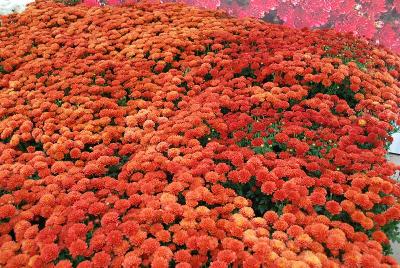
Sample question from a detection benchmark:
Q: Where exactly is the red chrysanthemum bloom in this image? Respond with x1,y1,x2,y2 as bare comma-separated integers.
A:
273,220,289,231
251,137,264,147
0,204,16,219
122,253,141,268
175,263,192,268
305,223,329,242
40,243,59,263
76,261,93,268
151,257,168,268
341,200,356,213
325,200,342,215
372,230,388,244
287,225,304,238
263,211,279,224
261,181,277,195
360,254,380,268
174,250,191,263
326,229,346,251
141,238,160,255
205,171,223,184
273,189,287,201
101,212,119,228
243,255,261,268
221,238,244,253
106,230,123,246
55,260,73,268
274,133,289,143
92,252,111,268
351,210,365,224
69,239,87,258
208,260,228,268
310,191,326,206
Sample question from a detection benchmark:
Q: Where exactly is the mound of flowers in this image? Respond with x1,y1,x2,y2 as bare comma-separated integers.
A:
1,1,400,267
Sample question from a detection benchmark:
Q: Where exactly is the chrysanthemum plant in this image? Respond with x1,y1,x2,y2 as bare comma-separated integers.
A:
0,1,400,267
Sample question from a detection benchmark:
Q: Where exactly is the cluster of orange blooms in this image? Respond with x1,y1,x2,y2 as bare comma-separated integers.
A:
0,0,400,267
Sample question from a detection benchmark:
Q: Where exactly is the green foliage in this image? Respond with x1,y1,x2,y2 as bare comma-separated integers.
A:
316,195,399,255
220,107,231,115
306,78,358,108
172,97,182,108
106,155,130,179
199,120,221,147
0,189,11,196
100,92,112,98
382,221,400,255
0,65,7,74
177,192,186,205
222,178,286,217
31,216,46,230
55,249,86,266
29,172,40,181
356,142,375,150
194,44,214,56
17,140,43,153
307,143,337,158
55,99,63,107
236,121,292,155
183,67,191,76
0,135,12,144
117,96,128,106
204,73,213,81
235,66,257,79
163,62,173,73
0,217,10,224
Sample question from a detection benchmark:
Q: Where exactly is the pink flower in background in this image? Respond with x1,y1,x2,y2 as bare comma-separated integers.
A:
276,0,332,28
248,0,278,17
83,0,100,5
334,11,376,39
394,0,400,12
331,0,356,15
221,0,278,19
195,0,221,10
376,23,400,51
358,0,387,19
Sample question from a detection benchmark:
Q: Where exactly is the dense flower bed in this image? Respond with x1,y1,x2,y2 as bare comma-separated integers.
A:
1,1,400,267
80,0,400,55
